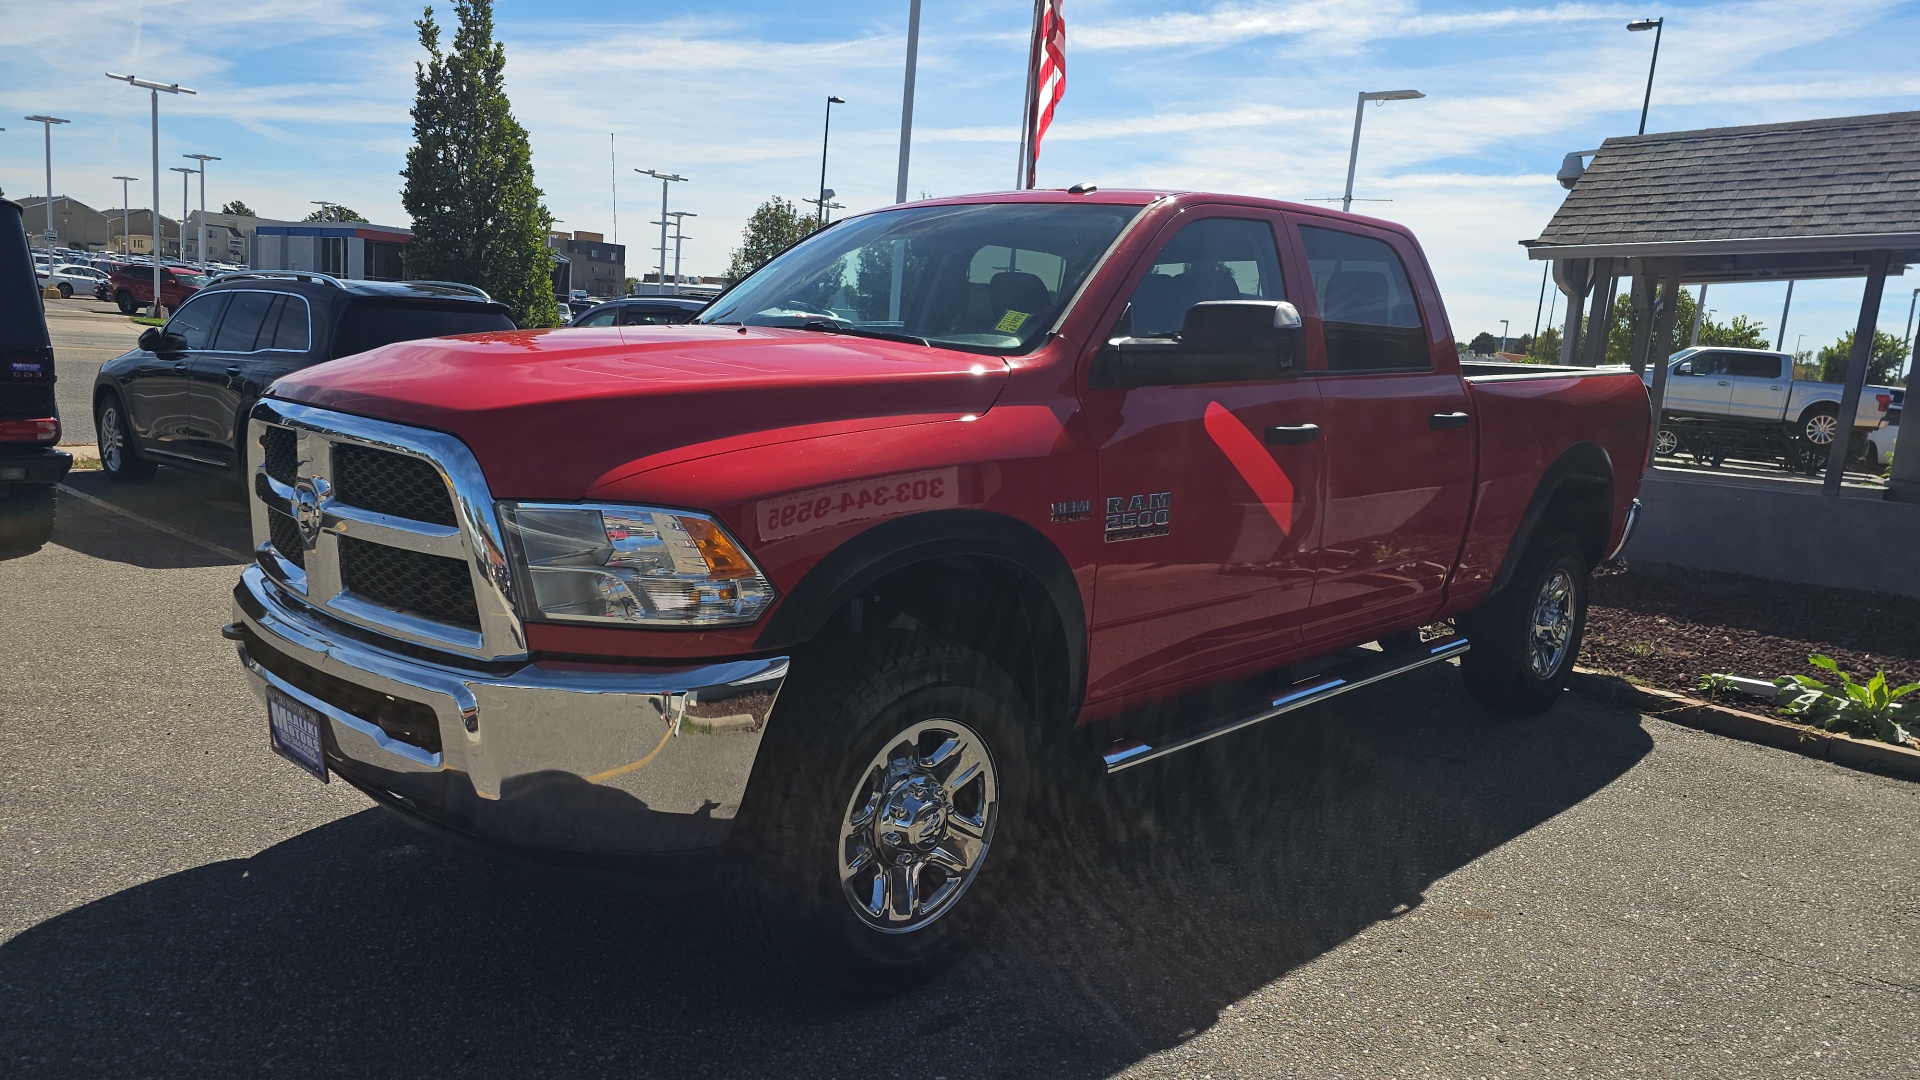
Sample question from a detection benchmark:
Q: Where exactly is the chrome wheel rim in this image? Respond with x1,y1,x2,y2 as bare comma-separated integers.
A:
98,406,123,473
1805,413,1839,445
838,718,998,935
1653,429,1678,456
1529,569,1576,680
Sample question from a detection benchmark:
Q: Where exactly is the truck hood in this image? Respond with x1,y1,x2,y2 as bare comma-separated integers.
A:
267,325,1011,498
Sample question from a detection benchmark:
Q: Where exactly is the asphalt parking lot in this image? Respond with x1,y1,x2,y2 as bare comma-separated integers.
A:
37,294,145,449
3,322,1917,1077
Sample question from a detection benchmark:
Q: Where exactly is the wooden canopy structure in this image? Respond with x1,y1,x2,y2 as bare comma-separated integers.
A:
1524,111,1920,498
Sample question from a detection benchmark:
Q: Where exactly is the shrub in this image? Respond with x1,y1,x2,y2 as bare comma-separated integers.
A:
1772,654,1916,747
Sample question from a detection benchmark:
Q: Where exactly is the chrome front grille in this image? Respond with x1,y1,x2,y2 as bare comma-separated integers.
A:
245,399,527,662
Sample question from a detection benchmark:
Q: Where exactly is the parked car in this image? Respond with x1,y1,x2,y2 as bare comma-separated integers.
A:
226,188,1650,994
93,271,517,483
1866,420,1899,470
107,261,209,315
1645,346,1893,453
1,201,73,557
567,296,707,327
38,262,110,299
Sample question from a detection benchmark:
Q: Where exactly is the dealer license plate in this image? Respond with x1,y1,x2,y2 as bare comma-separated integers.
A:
267,688,329,783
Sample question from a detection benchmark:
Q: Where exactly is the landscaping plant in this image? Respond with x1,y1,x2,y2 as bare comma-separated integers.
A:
1772,654,1916,747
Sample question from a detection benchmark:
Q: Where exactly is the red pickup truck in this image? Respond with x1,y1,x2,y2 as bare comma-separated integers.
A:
228,189,1648,993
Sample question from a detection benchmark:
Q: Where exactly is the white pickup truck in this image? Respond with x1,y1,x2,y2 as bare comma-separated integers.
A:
1646,346,1895,453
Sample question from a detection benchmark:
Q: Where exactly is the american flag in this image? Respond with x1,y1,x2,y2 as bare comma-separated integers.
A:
1023,0,1066,188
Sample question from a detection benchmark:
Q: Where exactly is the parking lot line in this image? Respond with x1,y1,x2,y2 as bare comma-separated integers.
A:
56,483,250,564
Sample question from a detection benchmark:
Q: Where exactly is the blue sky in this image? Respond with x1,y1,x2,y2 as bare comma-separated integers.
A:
5,0,1920,359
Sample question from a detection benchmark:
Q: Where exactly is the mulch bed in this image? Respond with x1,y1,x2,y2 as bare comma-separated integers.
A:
1580,563,1920,696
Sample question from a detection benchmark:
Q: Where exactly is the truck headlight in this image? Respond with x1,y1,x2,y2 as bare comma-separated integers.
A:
500,503,775,627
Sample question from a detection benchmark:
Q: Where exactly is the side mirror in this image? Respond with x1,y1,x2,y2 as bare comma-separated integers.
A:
138,327,161,352
1094,300,1304,389
141,327,189,355
1674,361,1693,375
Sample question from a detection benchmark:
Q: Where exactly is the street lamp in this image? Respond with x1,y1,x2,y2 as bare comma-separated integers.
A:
1342,90,1422,213
170,167,195,261
1903,287,1920,380
112,175,137,256
106,73,197,316
1500,318,1510,357
635,168,686,294
23,115,70,254
1627,18,1664,136
309,200,332,222
818,95,845,223
665,211,696,293
184,153,219,269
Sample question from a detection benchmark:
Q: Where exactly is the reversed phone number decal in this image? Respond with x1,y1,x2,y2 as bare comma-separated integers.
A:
759,467,961,542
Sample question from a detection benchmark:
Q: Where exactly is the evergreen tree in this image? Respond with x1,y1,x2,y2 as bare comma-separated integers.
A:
724,196,824,283
401,1,558,327
220,199,256,217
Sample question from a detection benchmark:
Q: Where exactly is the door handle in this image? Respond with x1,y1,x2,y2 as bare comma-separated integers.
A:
1716,380,1731,386
173,361,189,372
1429,411,1470,430
226,365,242,376
1769,385,1783,390
1265,423,1320,445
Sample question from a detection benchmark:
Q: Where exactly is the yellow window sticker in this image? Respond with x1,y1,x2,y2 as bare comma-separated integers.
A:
995,310,1030,334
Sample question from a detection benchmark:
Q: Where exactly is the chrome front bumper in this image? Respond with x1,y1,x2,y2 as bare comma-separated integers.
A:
232,566,788,856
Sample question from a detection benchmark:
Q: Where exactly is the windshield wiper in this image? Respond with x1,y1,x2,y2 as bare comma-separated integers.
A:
796,319,931,347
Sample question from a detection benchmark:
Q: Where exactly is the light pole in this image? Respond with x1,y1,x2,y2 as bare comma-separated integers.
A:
1627,18,1664,135
112,175,137,256
896,2,921,204
1500,319,1510,357
636,168,686,295
666,211,696,293
23,115,70,254
1903,287,1920,380
106,73,196,316
184,153,219,269
309,201,332,222
818,95,845,223
170,167,195,261
1342,90,1423,213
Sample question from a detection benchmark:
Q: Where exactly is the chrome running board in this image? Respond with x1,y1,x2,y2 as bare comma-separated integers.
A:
1101,636,1470,773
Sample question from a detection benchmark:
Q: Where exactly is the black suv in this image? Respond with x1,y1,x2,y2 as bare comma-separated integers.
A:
567,296,707,327
1,198,72,557
93,272,516,483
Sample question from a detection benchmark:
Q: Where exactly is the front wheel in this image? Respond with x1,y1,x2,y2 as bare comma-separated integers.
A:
1653,428,1679,456
724,635,1034,998
96,395,157,483
115,289,138,315
1457,532,1588,714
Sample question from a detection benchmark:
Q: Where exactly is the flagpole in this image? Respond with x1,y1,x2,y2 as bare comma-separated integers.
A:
1017,0,1043,189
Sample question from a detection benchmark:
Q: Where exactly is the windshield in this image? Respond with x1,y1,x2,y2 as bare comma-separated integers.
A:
697,202,1142,354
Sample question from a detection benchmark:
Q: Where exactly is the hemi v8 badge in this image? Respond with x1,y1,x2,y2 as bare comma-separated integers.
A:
1049,499,1091,522
1105,492,1170,542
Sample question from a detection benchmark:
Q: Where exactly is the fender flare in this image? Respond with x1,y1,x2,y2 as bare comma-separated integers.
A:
1487,442,1615,596
754,508,1088,717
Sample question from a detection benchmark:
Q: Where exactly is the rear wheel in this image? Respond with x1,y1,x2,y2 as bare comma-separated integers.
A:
57,282,72,299
1457,532,1588,715
1653,428,1679,456
96,395,156,483
724,635,1034,998
1800,404,1841,447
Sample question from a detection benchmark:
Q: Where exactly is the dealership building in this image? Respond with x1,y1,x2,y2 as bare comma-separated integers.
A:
253,221,413,281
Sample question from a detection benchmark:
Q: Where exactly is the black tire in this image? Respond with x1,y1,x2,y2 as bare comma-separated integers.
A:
723,634,1035,998
57,282,72,299
1457,532,1588,715
96,394,157,483
1653,428,1679,457
115,289,138,315
1799,404,1841,447
0,486,57,560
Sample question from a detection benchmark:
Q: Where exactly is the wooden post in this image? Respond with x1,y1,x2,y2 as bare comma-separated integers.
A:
1823,250,1891,495
1626,259,1654,374
1645,273,1681,463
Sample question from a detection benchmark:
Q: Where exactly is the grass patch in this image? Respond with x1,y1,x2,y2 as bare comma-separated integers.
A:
128,315,164,326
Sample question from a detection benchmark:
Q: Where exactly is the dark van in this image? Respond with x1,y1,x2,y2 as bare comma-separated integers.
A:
0,198,71,558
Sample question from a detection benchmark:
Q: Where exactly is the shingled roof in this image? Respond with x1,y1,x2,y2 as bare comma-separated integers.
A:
1526,111,1920,261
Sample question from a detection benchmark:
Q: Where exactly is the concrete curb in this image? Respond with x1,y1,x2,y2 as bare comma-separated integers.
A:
1568,670,1920,781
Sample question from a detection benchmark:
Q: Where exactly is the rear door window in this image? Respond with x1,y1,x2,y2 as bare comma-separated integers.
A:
1299,226,1429,372
212,291,277,352
1725,353,1781,378
576,308,618,327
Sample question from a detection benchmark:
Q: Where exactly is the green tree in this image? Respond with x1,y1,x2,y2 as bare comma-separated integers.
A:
1466,331,1499,355
1596,286,1771,366
1816,330,1908,385
220,199,256,217
302,203,368,223
1527,326,1561,362
401,1,558,328
724,196,823,283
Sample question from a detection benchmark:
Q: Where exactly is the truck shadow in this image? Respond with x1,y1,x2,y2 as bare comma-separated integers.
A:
0,667,1649,1078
